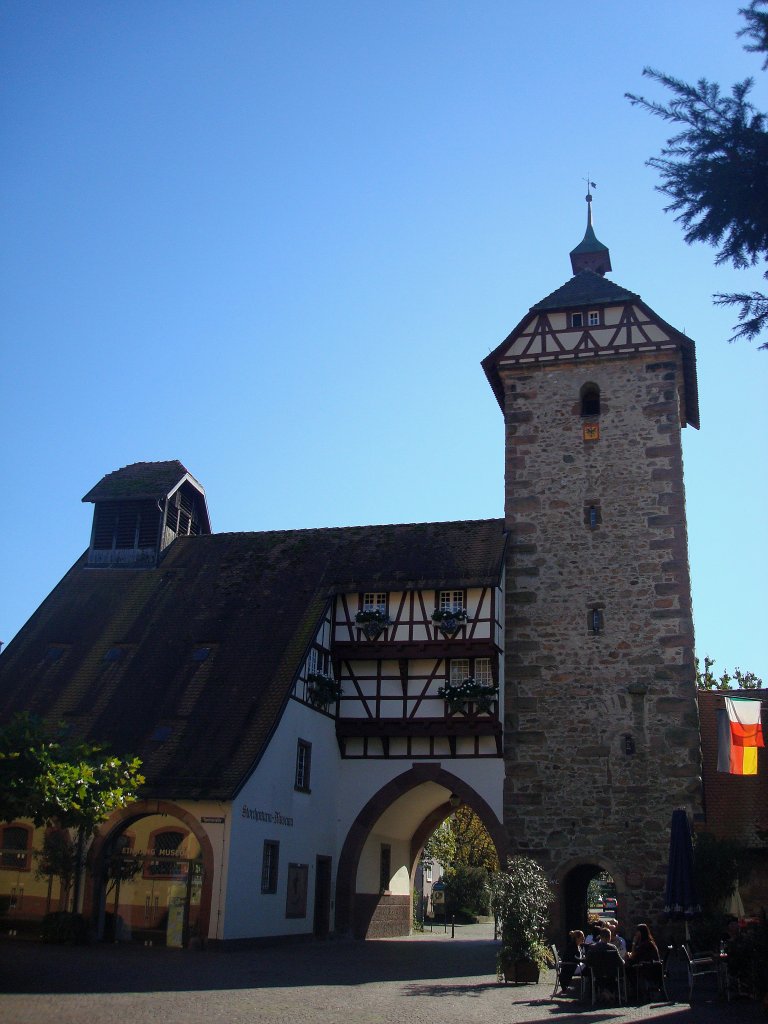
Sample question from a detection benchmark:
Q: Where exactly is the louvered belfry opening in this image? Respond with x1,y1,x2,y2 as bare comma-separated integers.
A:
92,500,162,551
83,461,211,568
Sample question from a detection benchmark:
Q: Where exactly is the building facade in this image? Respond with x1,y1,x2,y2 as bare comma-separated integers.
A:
0,203,717,945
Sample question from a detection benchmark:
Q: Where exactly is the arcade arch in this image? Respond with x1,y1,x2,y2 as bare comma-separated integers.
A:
335,764,505,938
86,800,215,948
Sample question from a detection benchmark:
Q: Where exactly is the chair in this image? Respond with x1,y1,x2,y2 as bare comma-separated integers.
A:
682,943,718,1001
550,944,584,998
633,959,669,1003
587,948,626,1005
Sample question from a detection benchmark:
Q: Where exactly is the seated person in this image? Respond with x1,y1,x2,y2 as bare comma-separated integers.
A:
559,929,585,989
586,927,623,996
606,919,627,958
626,923,661,1000
626,923,659,964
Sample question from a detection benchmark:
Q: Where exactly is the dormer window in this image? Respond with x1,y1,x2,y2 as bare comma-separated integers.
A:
570,312,584,328
580,383,600,417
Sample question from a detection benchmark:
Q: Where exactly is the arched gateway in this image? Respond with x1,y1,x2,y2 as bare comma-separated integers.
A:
336,765,506,938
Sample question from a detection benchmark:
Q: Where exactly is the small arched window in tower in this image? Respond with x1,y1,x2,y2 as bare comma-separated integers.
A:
580,383,600,418
583,501,602,529
588,607,604,635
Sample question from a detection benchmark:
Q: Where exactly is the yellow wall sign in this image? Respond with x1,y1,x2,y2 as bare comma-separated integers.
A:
583,422,600,441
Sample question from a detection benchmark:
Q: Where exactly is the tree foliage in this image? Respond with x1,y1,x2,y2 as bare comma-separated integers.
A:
695,655,763,690
0,713,144,831
421,806,499,872
627,2,768,348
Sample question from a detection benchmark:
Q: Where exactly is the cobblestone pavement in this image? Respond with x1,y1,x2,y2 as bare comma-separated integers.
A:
0,922,762,1024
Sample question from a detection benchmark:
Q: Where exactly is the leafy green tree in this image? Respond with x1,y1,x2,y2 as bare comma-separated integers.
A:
421,807,498,872
695,655,763,690
627,2,768,348
451,806,500,871
0,713,144,910
443,864,490,918
421,819,456,868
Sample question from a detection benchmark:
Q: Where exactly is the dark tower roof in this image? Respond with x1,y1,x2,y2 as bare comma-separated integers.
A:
82,460,203,504
570,191,612,276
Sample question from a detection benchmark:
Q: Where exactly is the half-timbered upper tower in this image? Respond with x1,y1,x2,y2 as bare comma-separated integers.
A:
482,194,703,933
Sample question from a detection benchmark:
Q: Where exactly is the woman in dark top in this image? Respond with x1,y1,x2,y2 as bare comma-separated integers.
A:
626,923,661,1001
626,923,660,963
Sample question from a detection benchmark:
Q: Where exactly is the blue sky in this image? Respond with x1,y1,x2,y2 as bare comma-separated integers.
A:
1,1,766,681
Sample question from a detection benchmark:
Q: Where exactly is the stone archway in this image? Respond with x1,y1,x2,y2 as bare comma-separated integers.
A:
85,799,215,945
335,764,505,938
556,855,626,940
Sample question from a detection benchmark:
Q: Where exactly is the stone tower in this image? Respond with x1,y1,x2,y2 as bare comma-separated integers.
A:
482,195,703,934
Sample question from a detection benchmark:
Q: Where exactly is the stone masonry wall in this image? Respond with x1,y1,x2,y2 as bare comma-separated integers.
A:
501,349,703,936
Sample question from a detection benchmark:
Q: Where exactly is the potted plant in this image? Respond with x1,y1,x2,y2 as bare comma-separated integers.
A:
431,607,468,637
488,856,554,984
355,608,391,640
306,672,342,709
438,676,498,714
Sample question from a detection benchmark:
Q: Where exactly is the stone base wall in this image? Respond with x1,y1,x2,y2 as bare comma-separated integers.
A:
501,352,702,936
353,893,410,938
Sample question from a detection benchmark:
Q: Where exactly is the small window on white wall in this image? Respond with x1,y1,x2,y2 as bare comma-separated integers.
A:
474,658,492,686
295,740,311,792
439,590,464,611
306,648,318,677
363,592,387,612
449,659,470,685
588,310,599,326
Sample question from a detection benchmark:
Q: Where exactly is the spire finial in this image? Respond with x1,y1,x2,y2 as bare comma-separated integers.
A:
570,180,612,276
584,177,597,227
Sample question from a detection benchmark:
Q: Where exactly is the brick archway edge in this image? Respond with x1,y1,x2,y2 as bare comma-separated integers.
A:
335,764,506,936
85,799,215,942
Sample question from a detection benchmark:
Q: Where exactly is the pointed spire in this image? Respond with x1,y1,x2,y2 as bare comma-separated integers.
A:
570,187,612,276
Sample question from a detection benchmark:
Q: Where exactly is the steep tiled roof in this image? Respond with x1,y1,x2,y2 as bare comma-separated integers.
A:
530,270,639,311
82,461,200,502
0,519,506,801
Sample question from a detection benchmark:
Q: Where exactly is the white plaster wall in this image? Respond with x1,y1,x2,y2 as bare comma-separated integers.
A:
336,757,504,858
357,833,411,894
221,698,340,940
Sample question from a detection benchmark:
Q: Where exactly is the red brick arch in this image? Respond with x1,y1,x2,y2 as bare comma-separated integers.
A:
85,799,215,943
334,764,506,936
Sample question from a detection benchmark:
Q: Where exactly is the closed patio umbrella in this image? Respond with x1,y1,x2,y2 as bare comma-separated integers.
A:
664,808,702,924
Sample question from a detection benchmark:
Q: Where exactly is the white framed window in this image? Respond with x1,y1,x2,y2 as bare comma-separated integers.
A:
261,840,279,894
295,739,311,792
424,863,432,882
570,312,583,328
449,659,470,685
588,310,599,326
363,592,387,612
474,658,492,686
306,648,318,677
439,590,464,611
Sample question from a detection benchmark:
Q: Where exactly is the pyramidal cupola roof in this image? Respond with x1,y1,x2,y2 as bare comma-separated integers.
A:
569,189,612,276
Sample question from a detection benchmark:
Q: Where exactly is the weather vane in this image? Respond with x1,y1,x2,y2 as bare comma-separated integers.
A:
584,176,597,202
